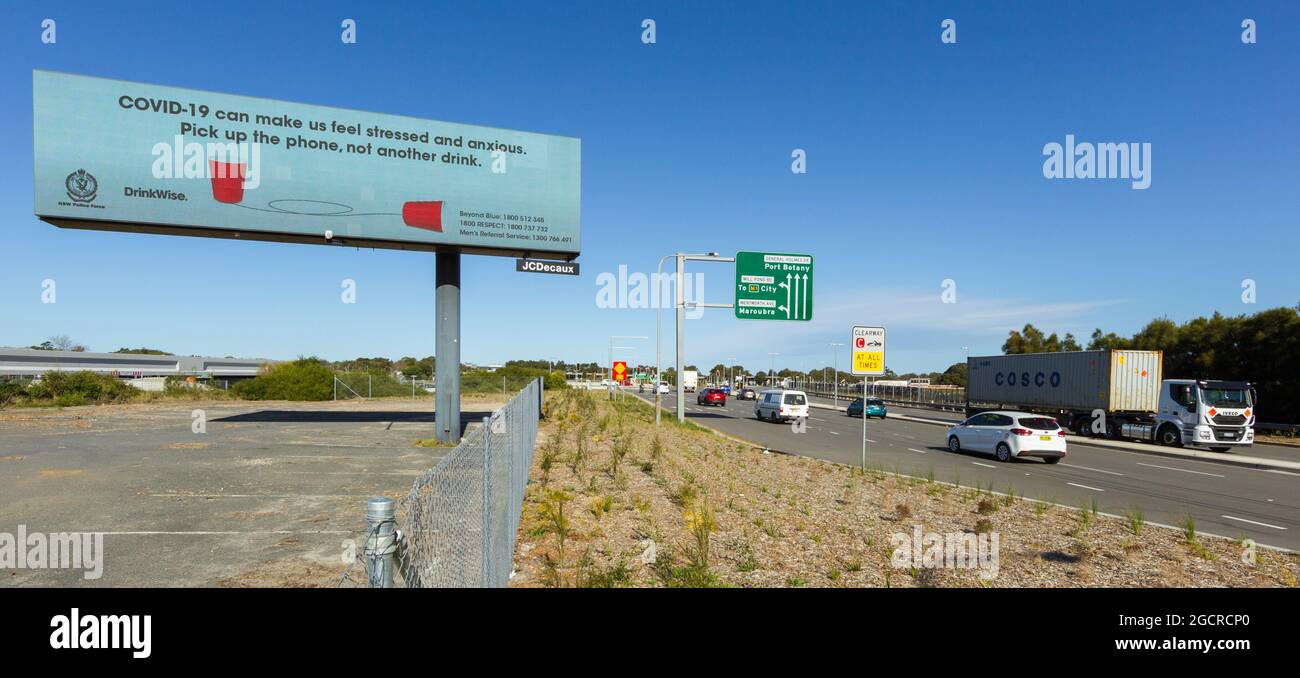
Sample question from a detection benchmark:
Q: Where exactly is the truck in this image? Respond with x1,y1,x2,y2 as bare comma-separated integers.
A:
682,370,698,393
966,350,1256,452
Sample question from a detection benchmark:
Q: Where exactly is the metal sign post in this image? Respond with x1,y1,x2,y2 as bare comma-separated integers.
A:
851,325,886,470
655,252,734,425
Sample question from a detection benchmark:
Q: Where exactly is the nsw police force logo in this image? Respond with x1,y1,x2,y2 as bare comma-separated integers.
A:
65,169,98,203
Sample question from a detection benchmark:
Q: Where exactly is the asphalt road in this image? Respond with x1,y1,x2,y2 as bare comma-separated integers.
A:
634,390,1300,551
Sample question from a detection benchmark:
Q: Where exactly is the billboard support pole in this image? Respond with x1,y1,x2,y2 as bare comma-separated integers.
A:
436,251,461,445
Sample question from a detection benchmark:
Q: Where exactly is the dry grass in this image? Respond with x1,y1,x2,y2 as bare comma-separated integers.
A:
511,389,1300,588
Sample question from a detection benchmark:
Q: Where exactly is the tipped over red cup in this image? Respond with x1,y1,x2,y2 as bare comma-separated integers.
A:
402,201,443,232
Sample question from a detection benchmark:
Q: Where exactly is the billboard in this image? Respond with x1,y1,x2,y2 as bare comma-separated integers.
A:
32,71,581,258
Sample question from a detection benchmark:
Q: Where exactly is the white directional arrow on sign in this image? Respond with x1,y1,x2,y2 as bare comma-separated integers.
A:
784,273,792,319
800,274,809,319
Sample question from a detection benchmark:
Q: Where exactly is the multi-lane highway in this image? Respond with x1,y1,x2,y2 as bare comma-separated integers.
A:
632,389,1300,551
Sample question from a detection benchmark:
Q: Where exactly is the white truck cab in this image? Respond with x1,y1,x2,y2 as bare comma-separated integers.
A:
1153,379,1255,451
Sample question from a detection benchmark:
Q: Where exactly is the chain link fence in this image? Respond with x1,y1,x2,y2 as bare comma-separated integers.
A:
339,377,542,587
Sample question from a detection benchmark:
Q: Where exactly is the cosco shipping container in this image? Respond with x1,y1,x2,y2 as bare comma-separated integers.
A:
966,350,1163,414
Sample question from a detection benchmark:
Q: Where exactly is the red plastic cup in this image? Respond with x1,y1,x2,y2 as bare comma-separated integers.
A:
209,161,246,204
402,201,443,232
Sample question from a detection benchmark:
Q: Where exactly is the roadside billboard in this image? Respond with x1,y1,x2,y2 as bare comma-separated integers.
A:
32,71,581,258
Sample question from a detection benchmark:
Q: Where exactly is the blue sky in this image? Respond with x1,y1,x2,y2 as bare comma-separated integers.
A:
2,1,1297,374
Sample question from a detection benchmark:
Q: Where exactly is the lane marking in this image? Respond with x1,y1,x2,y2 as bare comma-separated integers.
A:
1220,515,1287,531
1135,462,1225,478
906,448,929,455
1066,482,1105,492
829,431,840,436
1059,463,1124,476
1266,469,1300,478
972,462,996,469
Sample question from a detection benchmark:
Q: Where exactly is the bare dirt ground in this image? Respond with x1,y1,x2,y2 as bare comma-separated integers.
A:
0,395,503,587
511,390,1300,588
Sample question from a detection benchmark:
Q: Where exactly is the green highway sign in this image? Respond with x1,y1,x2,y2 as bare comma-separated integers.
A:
734,251,813,321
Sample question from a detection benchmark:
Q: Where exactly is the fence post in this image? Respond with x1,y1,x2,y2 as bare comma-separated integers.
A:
480,415,493,587
364,497,398,588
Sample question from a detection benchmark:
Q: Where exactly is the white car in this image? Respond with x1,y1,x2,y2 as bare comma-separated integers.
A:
755,389,809,423
656,382,671,394
945,411,1066,463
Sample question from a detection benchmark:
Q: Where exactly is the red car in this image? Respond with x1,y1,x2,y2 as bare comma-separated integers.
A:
697,387,727,406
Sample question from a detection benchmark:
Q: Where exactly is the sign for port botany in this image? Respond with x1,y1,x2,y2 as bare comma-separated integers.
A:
851,326,886,376
31,71,581,258
734,251,813,321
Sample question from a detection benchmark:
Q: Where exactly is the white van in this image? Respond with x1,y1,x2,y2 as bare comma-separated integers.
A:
755,389,809,422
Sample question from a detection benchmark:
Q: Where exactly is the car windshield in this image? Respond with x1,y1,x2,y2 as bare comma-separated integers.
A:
783,394,806,405
1200,387,1251,408
1018,417,1060,430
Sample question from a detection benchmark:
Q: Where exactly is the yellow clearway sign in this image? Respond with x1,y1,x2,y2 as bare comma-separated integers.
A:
851,326,886,376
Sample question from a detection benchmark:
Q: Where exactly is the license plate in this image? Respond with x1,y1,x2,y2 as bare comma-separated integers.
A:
1039,435,1052,441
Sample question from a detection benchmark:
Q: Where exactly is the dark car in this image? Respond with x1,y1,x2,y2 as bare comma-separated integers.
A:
846,397,887,418
697,387,727,406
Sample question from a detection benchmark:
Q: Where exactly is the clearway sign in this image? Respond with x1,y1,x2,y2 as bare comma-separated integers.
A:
851,326,886,376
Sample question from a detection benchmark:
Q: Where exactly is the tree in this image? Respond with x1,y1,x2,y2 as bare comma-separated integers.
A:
937,362,968,387
114,347,170,355
1086,328,1131,351
31,335,85,352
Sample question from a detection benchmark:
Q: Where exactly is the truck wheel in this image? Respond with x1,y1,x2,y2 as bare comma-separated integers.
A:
1073,417,1093,437
1104,421,1121,440
1157,425,1182,448
995,443,1012,462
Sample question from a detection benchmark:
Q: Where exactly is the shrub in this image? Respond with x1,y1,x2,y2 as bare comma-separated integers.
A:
231,359,333,401
0,381,26,407
26,371,136,405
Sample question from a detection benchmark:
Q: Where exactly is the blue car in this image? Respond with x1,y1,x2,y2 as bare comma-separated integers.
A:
847,397,887,419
